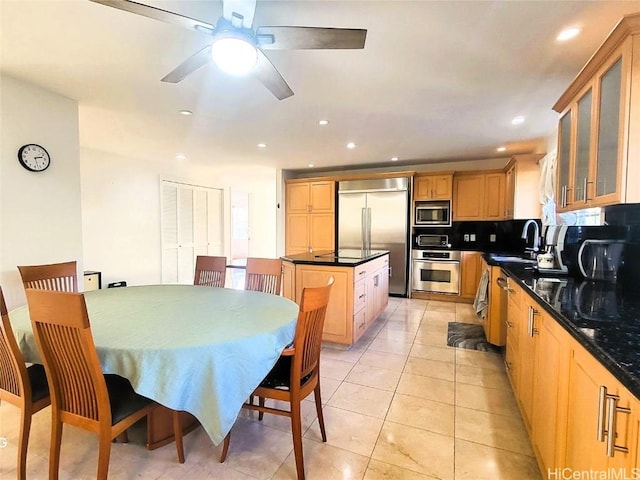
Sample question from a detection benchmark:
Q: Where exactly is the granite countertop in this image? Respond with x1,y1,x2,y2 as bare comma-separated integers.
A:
484,253,640,399
282,249,389,267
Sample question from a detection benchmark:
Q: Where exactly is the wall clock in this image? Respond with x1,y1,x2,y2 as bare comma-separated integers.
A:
18,144,51,172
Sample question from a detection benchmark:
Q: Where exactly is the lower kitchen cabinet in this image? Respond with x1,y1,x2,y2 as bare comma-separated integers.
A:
505,271,640,474
565,342,637,472
460,251,482,300
531,308,570,474
481,259,507,346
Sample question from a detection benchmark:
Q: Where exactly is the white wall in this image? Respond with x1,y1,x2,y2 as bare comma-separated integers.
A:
0,76,83,309
80,147,279,287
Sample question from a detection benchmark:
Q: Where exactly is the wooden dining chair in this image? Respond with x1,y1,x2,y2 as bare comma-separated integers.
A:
0,286,51,480
17,261,78,292
222,278,333,480
24,288,185,480
244,257,283,295
194,255,227,288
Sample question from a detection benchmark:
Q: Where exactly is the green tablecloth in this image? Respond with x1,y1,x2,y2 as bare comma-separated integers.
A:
9,284,299,445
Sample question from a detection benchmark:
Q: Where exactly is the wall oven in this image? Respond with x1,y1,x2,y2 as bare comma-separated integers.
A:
414,200,451,226
412,249,461,294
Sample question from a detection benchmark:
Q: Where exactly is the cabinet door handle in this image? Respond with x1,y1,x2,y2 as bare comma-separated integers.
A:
606,394,631,457
598,385,608,443
358,293,366,300
527,306,538,337
504,319,514,329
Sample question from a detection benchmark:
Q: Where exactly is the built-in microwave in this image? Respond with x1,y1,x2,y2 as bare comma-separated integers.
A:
415,200,451,226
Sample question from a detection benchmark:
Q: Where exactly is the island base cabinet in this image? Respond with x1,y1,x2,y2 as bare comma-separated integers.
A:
282,254,389,346
295,266,352,343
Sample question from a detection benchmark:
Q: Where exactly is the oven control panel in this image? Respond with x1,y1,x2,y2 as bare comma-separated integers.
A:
412,250,461,261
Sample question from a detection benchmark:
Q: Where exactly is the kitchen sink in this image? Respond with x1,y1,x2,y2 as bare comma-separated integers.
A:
488,254,537,264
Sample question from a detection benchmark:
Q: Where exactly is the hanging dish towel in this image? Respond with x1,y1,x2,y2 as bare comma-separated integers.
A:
473,268,490,320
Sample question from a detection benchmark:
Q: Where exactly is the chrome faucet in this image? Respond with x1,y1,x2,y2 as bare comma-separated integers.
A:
521,219,540,258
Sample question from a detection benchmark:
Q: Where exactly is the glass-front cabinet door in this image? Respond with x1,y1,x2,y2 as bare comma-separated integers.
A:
573,88,593,206
557,110,573,210
593,55,625,205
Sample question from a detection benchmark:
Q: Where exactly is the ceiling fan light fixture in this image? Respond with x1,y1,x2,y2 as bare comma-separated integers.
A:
211,34,258,76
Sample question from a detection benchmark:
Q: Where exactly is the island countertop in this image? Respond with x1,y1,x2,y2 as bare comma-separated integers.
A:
281,249,389,267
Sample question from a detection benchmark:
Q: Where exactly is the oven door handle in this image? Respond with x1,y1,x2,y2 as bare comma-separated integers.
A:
415,260,460,265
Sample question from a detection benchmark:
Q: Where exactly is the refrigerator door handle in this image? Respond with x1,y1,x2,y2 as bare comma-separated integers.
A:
366,208,372,251
361,208,367,251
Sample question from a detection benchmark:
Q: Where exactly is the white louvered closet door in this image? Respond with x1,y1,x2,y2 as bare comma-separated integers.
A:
161,180,224,284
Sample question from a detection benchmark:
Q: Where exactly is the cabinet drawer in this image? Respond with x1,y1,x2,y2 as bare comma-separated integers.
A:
353,309,367,342
354,280,367,313
354,263,369,283
507,278,523,310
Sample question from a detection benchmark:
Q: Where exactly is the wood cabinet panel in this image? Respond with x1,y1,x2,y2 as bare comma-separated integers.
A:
285,180,335,255
460,251,482,299
453,174,484,220
484,173,506,220
414,174,453,200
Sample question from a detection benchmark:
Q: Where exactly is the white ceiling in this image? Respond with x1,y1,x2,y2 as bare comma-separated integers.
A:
2,0,640,172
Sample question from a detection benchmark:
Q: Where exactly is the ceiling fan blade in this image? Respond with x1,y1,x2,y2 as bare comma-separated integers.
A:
256,26,367,50
222,0,257,29
89,0,215,34
161,46,212,83
252,49,294,100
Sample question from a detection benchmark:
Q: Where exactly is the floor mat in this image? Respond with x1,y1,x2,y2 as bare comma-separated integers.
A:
446,322,501,353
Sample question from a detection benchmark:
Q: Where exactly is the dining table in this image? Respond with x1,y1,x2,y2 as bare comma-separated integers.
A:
9,284,299,446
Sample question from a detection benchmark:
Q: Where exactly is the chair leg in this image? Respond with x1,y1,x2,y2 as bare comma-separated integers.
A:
219,433,230,463
49,419,63,480
17,409,32,480
117,431,129,443
96,433,112,480
172,410,185,464
258,397,265,421
290,400,305,480
313,384,327,442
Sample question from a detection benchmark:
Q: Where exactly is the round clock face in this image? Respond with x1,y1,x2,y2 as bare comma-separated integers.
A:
18,144,51,172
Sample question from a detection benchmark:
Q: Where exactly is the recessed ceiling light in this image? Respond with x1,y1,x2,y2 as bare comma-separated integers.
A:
176,153,186,160
308,163,315,168
391,157,399,162
179,110,192,116
257,143,267,148
318,120,329,126
497,147,507,152
347,142,356,149
557,27,581,41
511,116,525,125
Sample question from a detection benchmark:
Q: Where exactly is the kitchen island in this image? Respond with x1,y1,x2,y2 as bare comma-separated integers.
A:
282,250,390,346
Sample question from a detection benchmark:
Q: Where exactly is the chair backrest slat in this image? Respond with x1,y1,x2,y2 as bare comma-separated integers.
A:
244,258,282,295
18,261,78,293
0,286,29,401
194,256,227,288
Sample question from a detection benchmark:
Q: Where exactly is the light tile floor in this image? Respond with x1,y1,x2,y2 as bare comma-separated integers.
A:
0,297,543,479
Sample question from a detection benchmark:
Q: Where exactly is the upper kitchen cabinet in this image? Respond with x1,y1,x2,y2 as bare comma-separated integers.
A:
453,171,505,221
504,154,544,220
554,13,640,211
413,173,453,200
286,180,335,214
285,180,335,255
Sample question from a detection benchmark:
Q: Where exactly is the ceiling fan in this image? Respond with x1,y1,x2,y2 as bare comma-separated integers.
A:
89,0,367,100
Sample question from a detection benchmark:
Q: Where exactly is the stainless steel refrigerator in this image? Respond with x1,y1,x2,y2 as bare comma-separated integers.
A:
338,177,409,296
